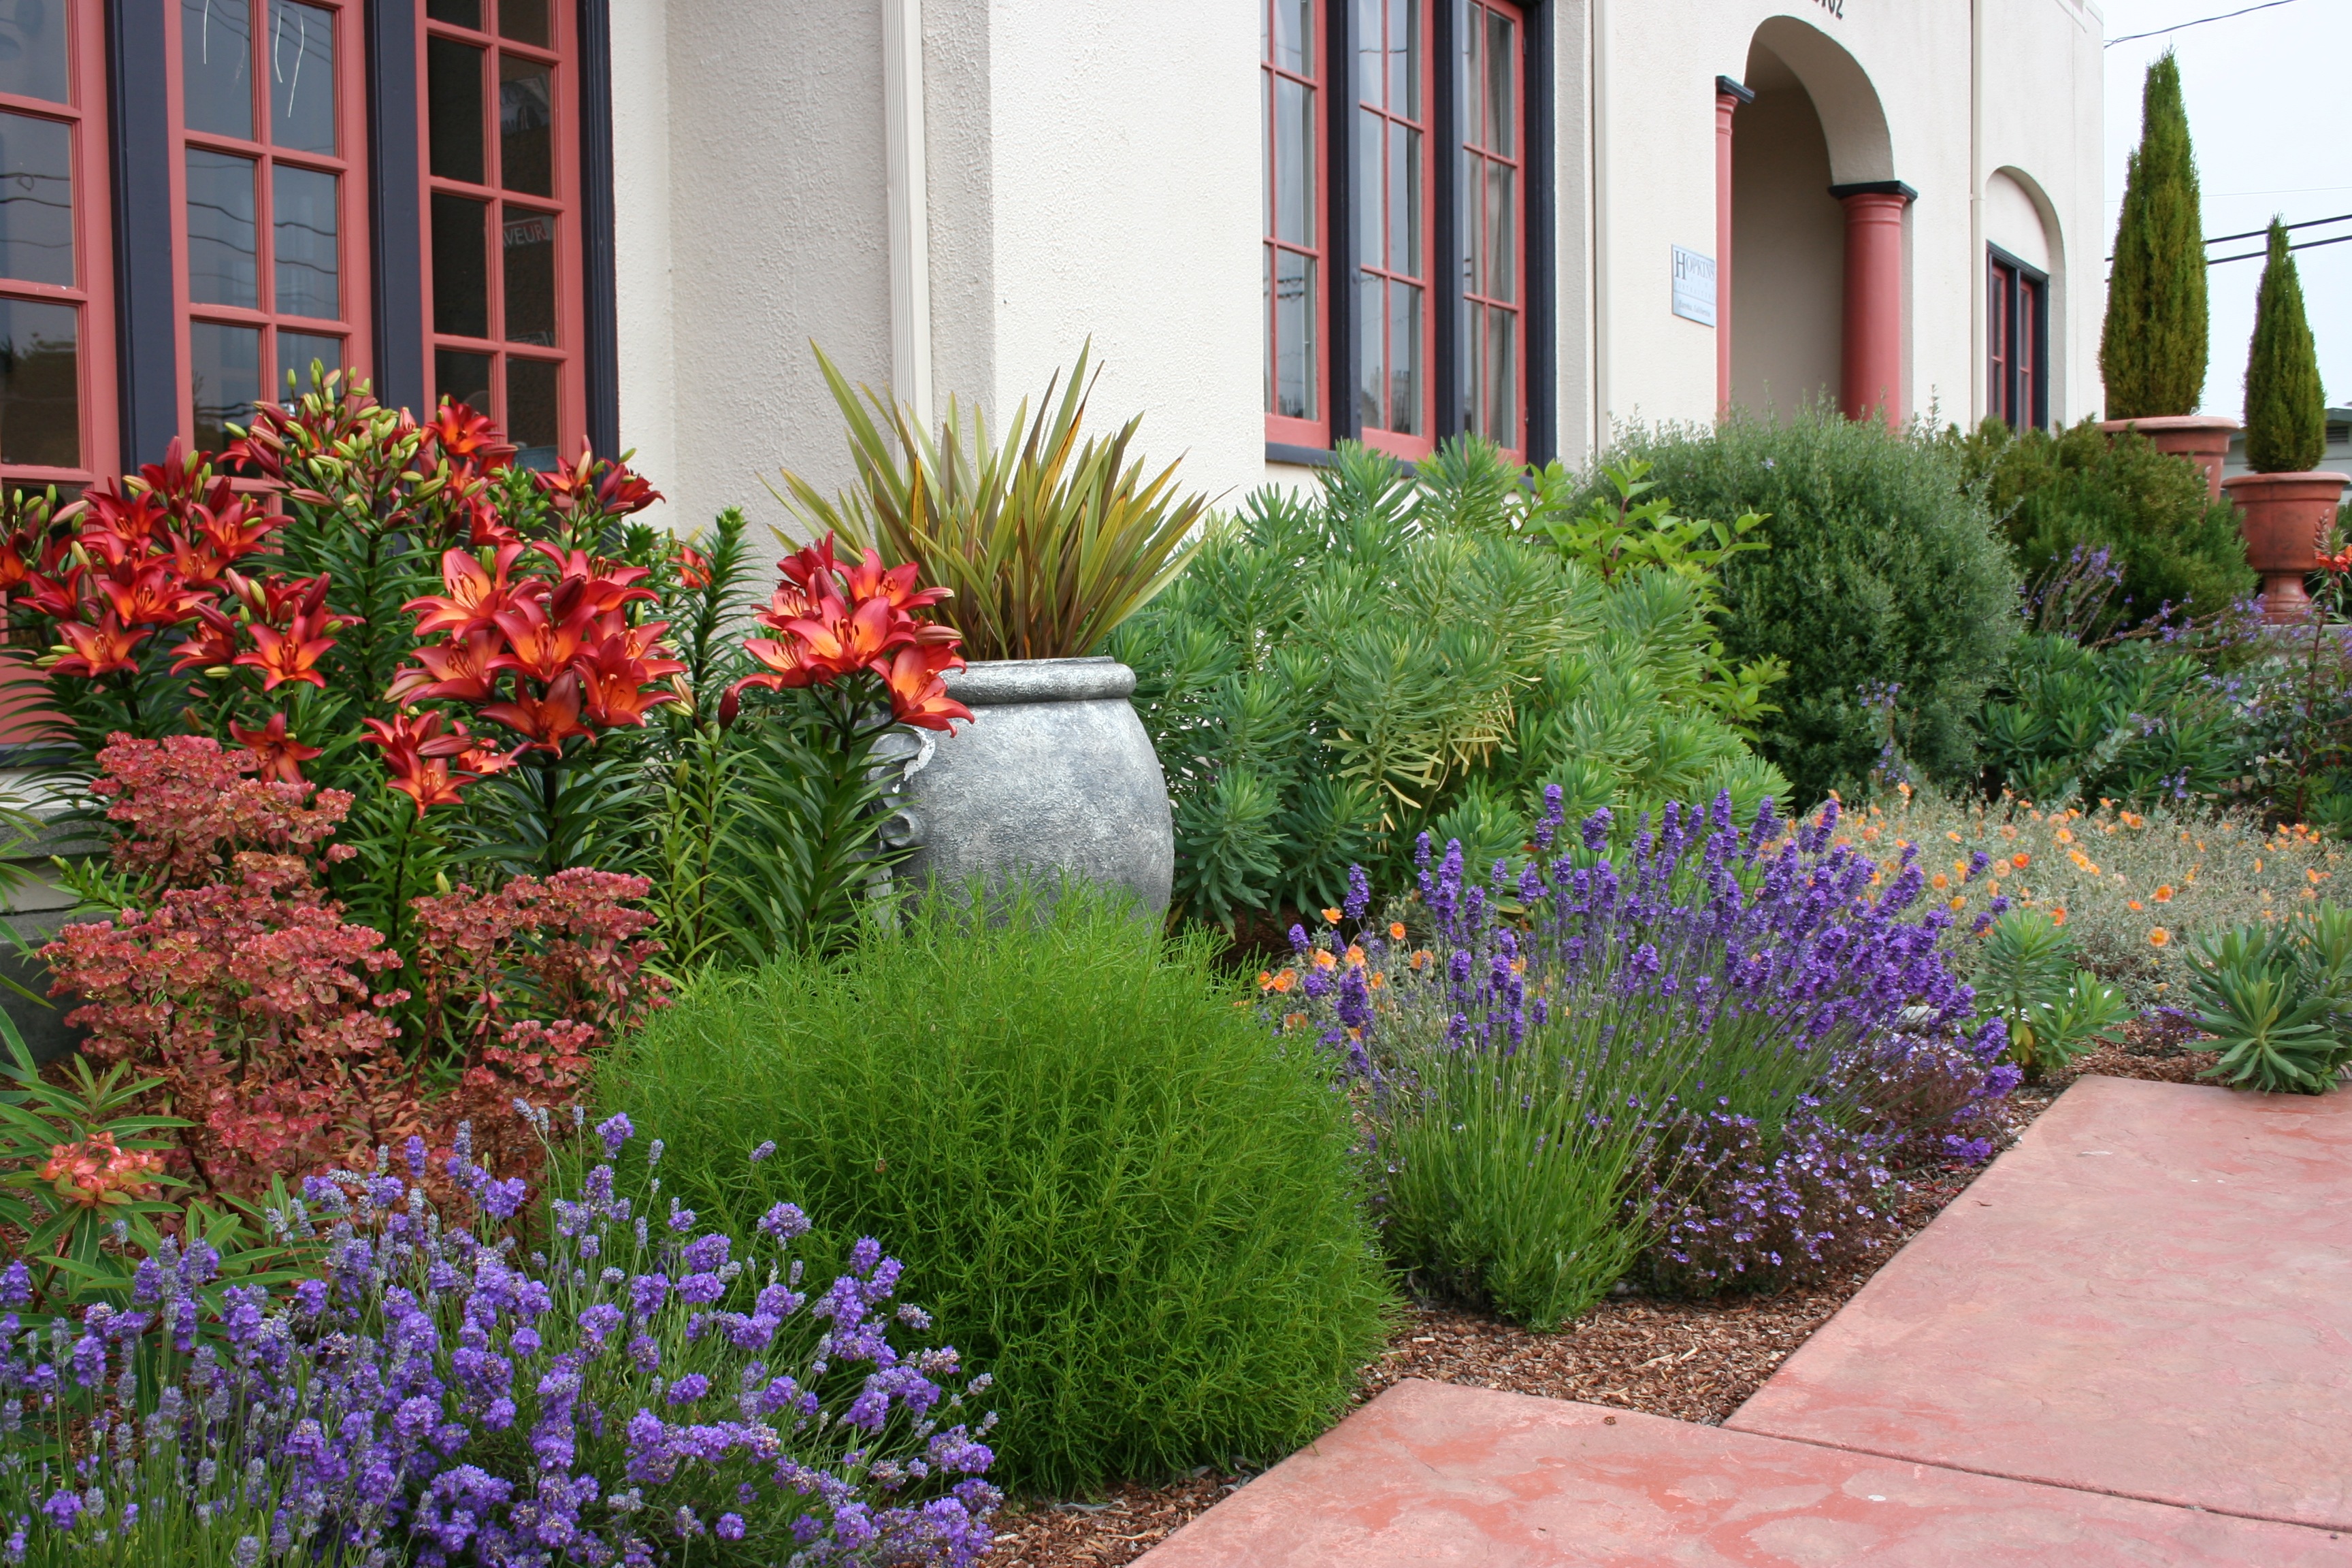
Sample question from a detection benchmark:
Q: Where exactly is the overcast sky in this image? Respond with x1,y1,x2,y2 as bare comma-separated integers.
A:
2101,0,2349,417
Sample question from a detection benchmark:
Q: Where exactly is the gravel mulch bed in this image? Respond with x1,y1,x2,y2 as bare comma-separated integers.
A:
995,1034,2222,1567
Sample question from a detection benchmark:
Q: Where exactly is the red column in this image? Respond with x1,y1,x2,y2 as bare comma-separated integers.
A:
1831,180,1915,425
1714,76,1751,414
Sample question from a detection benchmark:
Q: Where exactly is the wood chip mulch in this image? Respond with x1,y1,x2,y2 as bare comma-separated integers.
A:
992,1034,2223,1567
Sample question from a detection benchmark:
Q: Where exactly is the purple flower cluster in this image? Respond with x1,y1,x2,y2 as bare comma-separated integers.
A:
0,1115,998,1567
1268,789,2016,1298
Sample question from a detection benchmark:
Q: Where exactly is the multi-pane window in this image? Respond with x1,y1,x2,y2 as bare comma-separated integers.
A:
1457,0,1522,457
1263,0,1529,460
173,0,371,452
1987,247,2047,431
0,0,112,491
1263,0,1326,448
1353,0,1431,457
422,0,580,470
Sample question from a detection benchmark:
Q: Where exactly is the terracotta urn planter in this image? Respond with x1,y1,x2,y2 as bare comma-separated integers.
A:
2221,471,2351,623
2099,414,2240,501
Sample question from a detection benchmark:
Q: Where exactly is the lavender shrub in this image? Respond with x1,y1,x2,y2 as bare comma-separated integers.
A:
0,1112,997,1568
1263,789,2017,1321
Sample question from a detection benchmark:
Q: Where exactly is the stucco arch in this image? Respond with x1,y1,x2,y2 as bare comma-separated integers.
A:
1987,165,2069,416
1748,15,1893,186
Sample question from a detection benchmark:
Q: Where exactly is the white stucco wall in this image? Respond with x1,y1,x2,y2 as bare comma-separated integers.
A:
610,0,2106,535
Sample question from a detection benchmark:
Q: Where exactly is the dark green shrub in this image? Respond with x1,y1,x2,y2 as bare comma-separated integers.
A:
2244,218,2325,474
1953,418,2253,625
593,889,1393,1494
1603,410,2020,807
2102,52,2207,419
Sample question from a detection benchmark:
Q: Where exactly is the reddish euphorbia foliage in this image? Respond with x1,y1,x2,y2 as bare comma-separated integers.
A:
41,736,670,1196
732,534,973,732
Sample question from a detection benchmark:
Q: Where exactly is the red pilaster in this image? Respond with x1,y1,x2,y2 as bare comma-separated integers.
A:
1831,180,1915,425
1713,77,1750,413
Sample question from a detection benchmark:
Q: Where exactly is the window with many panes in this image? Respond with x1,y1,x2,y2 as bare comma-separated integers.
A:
1263,0,1326,449
172,0,372,453
1987,246,2046,431
1265,0,1530,461
1457,0,1522,457
0,0,113,492
422,0,581,470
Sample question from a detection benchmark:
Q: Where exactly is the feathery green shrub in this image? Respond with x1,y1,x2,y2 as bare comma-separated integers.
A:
1601,409,2019,808
594,888,1392,1494
2102,52,2208,419
1109,440,1786,929
2243,218,2326,474
1953,417,2253,627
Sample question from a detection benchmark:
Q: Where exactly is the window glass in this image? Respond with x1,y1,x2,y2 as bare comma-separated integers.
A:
268,0,336,154
506,355,556,468
502,207,553,343
0,111,71,285
276,328,339,395
182,0,255,140
185,149,259,308
0,295,75,466
1269,249,1314,421
427,34,483,182
434,346,491,412
498,54,551,195
498,0,548,46
272,162,337,318
189,318,261,452
429,191,487,337
425,0,479,26
0,1,70,104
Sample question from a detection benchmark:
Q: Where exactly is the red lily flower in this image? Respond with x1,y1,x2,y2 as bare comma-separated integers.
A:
534,544,657,615
595,461,661,517
95,562,210,627
234,608,337,690
50,614,148,678
766,536,843,623
781,594,919,681
577,638,683,728
0,529,38,591
229,711,324,783
670,542,710,590
167,606,242,674
361,708,474,763
479,670,590,752
489,595,589,683
383,754,470,817
76,491,169,569
190,497,281,566
17,570,84,623
843,547,953,615
387,626,504,703
407,544,526,637
457,740,524,776
875,642,973,733
734,635,826,693
425,401,517,471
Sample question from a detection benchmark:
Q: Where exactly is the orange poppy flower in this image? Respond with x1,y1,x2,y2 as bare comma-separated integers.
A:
2149,928,2170,947
1322,908,1343,925
2012,852,2031,868
2154,885,2174,903
1389,921,1407,941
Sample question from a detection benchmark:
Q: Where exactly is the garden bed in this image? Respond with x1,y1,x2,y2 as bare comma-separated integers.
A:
990,1030,2219,1568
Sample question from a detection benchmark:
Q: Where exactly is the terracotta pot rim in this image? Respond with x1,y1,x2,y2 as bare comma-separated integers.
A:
2221,470,2351,491
2095,414,2242,433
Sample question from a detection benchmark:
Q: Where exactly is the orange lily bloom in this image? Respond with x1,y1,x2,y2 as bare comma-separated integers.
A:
479,670,590,752
875,642,973,733
50,613,148,677
489,595,590,683
408,544,525,637
234,609,337,690
229,711,323,783
389,626,505,702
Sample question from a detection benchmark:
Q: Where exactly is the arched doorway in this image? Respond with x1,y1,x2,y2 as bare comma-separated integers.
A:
1727,18,1901,422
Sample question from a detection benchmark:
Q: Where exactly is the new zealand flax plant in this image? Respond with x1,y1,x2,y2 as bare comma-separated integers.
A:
770,343,1211,661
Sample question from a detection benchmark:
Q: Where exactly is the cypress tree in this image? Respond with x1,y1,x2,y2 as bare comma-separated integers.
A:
2100,53,2208,418
2242,219,2325,473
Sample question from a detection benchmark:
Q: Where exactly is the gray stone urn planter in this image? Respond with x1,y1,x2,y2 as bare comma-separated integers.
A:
896,656,1173,913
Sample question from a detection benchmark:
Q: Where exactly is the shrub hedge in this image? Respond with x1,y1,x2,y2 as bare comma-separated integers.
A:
595,889,1392,1494
1603,410,2020,807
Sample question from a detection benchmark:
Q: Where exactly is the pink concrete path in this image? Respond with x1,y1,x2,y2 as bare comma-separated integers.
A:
1139,1077,2352,1564
1730,1075,2352,1531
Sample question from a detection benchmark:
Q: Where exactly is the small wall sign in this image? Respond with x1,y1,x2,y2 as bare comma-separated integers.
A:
1671,246,1717,327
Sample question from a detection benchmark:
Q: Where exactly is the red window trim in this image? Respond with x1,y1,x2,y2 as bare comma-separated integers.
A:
0,0,118,493
1263,0,1329,451
418,2,587,460
165,0,375,449
1355,0,1437,463
1460,0,1525,464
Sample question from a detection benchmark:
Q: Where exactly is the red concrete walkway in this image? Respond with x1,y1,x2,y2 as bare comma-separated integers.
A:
1139,1077,2352,1565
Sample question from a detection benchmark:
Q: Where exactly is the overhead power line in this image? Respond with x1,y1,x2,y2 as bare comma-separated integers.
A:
2206,212,2352,246
2209,231,2352,265
2106,0,2304,47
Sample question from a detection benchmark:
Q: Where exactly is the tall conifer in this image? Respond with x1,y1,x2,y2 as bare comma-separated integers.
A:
2100,52,2207,418
2242,218,2325,473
